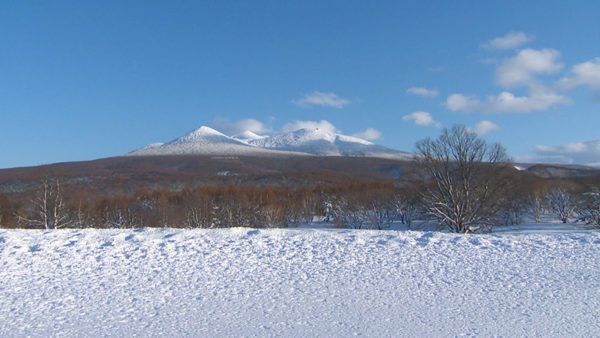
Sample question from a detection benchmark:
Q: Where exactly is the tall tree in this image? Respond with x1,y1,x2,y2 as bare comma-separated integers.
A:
416,125,512,233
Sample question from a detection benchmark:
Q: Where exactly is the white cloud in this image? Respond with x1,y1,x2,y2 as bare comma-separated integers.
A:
485,85,569,113
212,118,271,135
402,111,441,127
407,87,439,97
445,85,569,113
472,120,500,135
280,120,339,134
557,57,600,89
352,128,382,140
446,48,570,113
483,32,534,50
532,139,600,166
292,91,351,108
496,48,563,88
445,94,482,112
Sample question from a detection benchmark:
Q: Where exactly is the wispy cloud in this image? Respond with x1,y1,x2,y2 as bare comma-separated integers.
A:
483,31,534,50
532,139,600,166
352,128,382,140
292,91,351,108
472,120,500,135
407,87,439,97
445,85,569,113
402,111,441,127
211,118,271,135
557,57,600,89
496,48,563,88
280,120,339,133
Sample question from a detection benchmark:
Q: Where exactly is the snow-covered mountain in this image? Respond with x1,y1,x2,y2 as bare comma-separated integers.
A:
126,126,295,156
127,126,411,159
243,128,410,158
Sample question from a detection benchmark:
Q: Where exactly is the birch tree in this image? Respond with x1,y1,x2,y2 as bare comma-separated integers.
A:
18,179,72,229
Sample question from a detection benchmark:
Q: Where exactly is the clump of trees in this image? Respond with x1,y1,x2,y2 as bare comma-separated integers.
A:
578,190,600,226
323,184,422,230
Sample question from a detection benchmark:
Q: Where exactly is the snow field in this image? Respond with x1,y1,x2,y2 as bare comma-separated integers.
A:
0,228,599,337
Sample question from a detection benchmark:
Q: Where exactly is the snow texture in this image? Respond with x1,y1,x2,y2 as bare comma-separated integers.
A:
1,228,599,336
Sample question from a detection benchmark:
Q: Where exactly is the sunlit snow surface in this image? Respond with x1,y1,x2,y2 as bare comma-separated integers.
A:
1,228,599,336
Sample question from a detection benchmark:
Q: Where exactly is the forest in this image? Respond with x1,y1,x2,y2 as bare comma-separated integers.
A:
0,173,598,232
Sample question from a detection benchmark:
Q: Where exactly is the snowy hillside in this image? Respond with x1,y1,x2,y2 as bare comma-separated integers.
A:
127,126,411,159
1,228,599,336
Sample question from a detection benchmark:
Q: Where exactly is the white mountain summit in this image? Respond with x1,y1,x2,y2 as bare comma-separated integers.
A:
127,125,411,159
126,126,280,156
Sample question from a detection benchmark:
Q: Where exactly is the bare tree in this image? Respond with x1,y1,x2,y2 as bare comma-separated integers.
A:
578,190,600,226
101,207,138,228
393,190,421,227
184,206,208,228
17,179,72,229
548,188,578,224
528,193,547,223
416,125,512,233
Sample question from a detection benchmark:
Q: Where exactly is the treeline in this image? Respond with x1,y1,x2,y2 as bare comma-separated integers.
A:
0,176,598,231
1,181,321,229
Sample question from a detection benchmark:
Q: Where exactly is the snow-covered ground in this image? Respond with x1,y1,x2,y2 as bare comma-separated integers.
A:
1,227,599,336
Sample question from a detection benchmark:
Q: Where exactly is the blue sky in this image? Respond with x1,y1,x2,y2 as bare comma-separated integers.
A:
1,0,599,168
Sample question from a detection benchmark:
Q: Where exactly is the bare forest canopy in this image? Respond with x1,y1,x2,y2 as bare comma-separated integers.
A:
0,154,599,230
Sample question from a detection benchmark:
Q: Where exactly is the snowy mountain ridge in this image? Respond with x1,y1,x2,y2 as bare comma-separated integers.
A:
126,125,411,159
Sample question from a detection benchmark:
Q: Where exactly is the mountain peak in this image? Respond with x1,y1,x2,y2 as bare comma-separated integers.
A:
173,126,227,143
